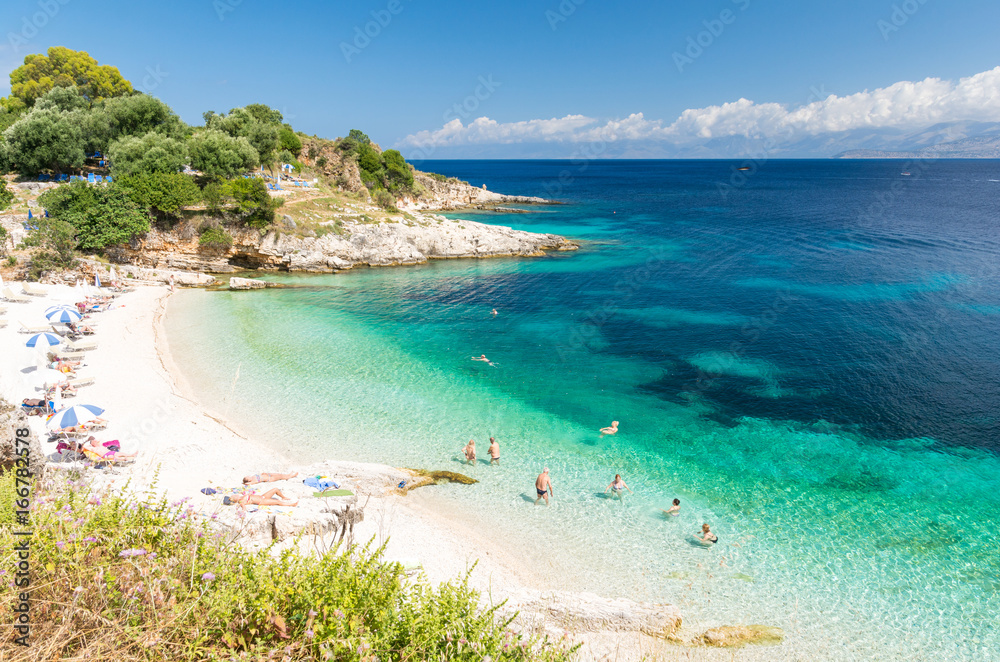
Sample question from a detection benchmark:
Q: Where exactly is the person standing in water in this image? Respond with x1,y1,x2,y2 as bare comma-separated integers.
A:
697,523,718,543
664,498,681,516
491,308,498,316
535,468,554,505
462,439,477,464
599,421,619,437
605,474,633,498
488,437,500,465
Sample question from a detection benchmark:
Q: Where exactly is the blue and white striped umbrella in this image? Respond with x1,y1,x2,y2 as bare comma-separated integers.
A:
45,308,83,324
46,304,77,315
46,404,105,430
25,333,62,348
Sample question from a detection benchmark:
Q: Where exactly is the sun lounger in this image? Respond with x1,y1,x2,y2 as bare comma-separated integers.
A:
22,282,48,296
63,338,98,352
67,375,95,388
0,319,7,328
0,305,7,314
19,320,52,334
2,287,31,303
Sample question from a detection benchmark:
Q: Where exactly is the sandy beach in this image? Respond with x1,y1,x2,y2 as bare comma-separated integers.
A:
1,280,789,661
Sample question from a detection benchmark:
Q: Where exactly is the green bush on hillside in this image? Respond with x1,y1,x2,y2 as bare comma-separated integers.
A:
187,129,259,179
38,181,150,251
107,131,189,177
198,225,233,250
117,173,201,221
0,180,12,210
0,472,578,660
18,216,78,278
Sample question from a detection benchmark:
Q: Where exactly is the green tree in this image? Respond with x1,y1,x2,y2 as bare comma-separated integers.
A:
33,85,88,113
382,149,414,192
19,217,78,278
187,129,259,178
86,94,186,153
8,47,133,107
357,142,385,190
107,131,189,176
227,178,278,227
0,181,13,210
277,124,302,156
243,103,283,125
205,107,280,166
2,107,84,174
348,128,370,144
116,173,200,220
39,181,150,251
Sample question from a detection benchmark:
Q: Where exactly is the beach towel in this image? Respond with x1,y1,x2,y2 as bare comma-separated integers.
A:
313,489,354,497
200,487,218,495
303,476,339,491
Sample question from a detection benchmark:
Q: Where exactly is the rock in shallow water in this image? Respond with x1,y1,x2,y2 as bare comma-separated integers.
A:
699,624,784,647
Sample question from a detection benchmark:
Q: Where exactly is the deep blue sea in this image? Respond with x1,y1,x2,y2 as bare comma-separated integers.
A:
168,160,1000,660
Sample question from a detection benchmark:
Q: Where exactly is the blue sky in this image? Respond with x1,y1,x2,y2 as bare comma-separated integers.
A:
2,0,999,156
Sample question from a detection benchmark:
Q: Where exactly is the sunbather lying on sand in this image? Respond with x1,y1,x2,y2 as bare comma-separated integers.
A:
82,436,136,460
224,488,298,507
242,471,299,485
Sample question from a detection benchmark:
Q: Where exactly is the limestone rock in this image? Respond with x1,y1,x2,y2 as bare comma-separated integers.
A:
228,277,278,290
0,401,47,482
699,624,784,647
503,590,682,639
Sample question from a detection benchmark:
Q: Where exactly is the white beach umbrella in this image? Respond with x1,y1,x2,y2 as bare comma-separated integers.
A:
46,404,105,430
25,333,62,349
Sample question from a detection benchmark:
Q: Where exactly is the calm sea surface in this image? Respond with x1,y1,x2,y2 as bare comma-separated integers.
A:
167,160,1000,660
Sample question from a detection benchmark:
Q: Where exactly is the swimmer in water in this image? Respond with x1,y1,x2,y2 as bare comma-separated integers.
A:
534,468,554,506
491,308,498,316
472,354,495,366
462,439,477,464
697,523,718,544
663,498,681,516
599,421,619,437
605,474,632,498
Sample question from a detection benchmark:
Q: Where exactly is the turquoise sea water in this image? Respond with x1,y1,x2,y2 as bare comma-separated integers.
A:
166,160,1000,660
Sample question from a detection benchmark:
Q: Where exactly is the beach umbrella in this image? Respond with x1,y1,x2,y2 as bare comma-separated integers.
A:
94,273,102,288
28,209,33,220
45,308,83,324
46,404,105,430
25,333,62,349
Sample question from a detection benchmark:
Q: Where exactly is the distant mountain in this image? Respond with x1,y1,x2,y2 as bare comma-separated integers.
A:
402,120,1000,160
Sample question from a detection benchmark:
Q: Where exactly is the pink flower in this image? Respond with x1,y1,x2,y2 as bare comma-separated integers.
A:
305,629,314,639
201,572,216,582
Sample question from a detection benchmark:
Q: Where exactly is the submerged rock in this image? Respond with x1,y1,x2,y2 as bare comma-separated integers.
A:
228,277,279,290
504,590,682,639
699,624,784,647
406,469,479,486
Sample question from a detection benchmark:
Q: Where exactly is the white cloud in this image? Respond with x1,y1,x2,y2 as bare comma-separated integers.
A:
399,67,1000,148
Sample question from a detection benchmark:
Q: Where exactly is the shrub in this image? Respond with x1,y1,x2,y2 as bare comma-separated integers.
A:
278,124,302,156
373,189,398,211
0,181,13,210
198,225,233,250
187,129,259,178
19,216,78,278
228,178,278,228
117,173,201,220
0,474,578,661
107,131,189,177
39,181,150,251
347,128,370,144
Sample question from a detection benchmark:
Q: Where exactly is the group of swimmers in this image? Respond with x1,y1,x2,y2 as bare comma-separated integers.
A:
462,437,501,465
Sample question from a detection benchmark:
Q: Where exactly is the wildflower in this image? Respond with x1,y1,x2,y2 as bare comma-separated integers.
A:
333,609,345,619
119,548,147,558
82,537,97,543
305,629,314,639
202,572,216,582
309,610,317,617
73,586,84,593
55,541,66,550
149,552,157,559
459,637,468,645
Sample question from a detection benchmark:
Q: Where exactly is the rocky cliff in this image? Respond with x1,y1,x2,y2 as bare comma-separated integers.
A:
110,214,577,274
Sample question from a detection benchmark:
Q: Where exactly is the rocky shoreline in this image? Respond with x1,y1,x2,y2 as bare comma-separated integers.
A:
109,214,578,275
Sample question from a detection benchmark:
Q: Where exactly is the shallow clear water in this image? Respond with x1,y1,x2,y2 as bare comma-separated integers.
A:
166,160,1000,660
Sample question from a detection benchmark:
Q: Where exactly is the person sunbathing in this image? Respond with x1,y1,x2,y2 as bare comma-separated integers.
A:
82,436,135,460
224,488,298,507
243,471,299,485
67,322,95,335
